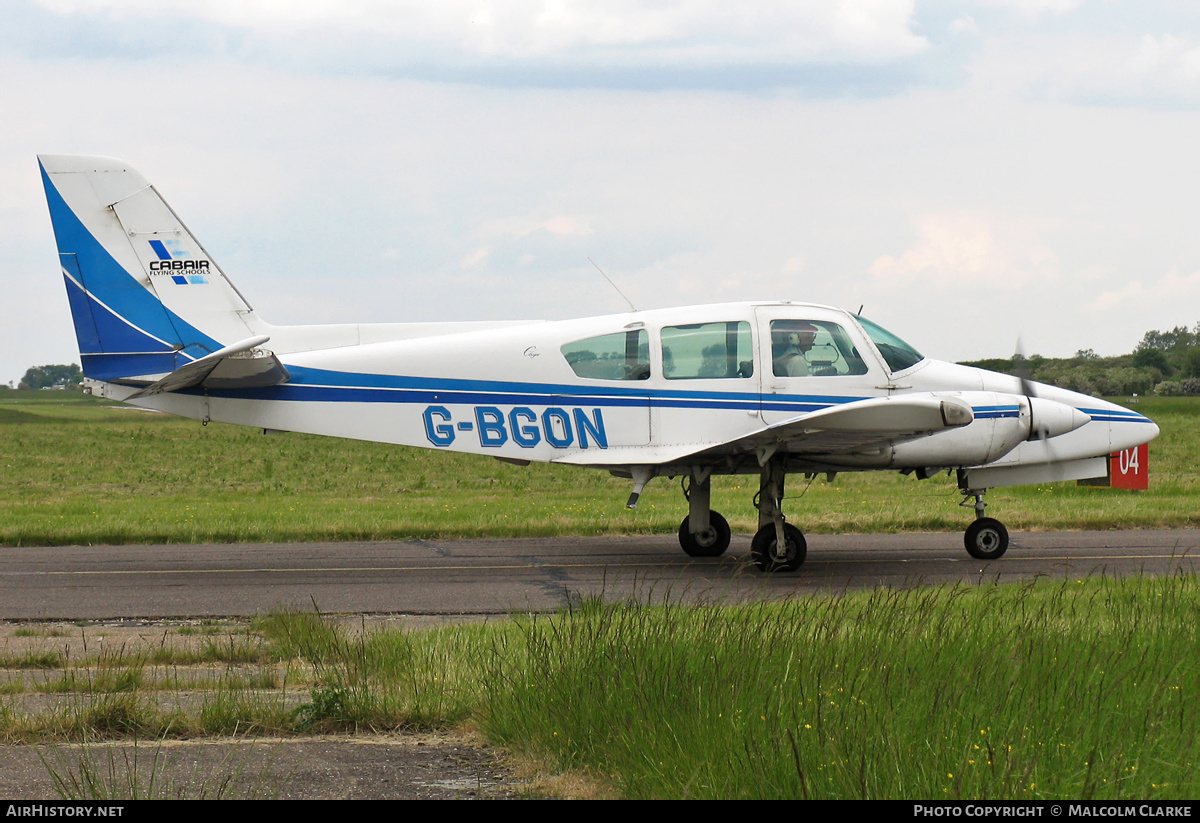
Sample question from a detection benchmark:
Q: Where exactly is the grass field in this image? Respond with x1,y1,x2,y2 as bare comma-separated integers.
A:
0,390,1195,546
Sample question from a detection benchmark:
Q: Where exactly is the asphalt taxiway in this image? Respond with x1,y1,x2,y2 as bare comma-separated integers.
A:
1,529,1195,620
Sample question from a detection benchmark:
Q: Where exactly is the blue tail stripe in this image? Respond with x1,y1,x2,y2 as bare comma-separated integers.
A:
63,275,174,355
62,272,103,354
81,352,189,382
148,239,172,260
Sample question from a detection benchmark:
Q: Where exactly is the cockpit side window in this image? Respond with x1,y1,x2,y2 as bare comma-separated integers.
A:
661,321,753,380
854,315,925,372
561,329,650,380
770,320,869,376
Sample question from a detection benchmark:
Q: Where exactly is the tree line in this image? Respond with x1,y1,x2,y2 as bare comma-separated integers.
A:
961,322,1200,397
4,364,83,391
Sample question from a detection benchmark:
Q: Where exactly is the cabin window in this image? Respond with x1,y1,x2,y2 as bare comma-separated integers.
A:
561,329,650,380
770,320,869,377
661,321,753,380
853,315,925,373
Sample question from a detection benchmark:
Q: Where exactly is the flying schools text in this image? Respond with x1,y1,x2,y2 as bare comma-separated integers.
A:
149,259,211,271
423,405,607,449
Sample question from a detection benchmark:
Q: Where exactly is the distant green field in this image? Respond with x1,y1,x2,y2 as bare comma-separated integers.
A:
0,390,1194,546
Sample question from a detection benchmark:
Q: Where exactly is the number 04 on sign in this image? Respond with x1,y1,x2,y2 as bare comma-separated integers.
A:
1078,445,1150,491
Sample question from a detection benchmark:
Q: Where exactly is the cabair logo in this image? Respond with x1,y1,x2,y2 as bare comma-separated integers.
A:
423,405,607,450
147,239,210,285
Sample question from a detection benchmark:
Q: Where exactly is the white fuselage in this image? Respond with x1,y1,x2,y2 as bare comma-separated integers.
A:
89,302,1157,482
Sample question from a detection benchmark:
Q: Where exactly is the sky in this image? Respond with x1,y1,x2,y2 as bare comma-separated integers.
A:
4,0,1200,385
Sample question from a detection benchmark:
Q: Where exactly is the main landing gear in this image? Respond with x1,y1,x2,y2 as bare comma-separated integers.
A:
666,464,1012,572
960,489,1009,560
672,455,807,572
677,471,732,557
749,454,806,572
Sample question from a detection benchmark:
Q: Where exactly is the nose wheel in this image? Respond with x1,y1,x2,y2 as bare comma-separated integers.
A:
960,489,1009,560
964,517,1009,560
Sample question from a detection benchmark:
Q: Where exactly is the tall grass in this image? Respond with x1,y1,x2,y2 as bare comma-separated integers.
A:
5,575,1198,798
477,576,1200,799
38,738,282,800
256,610,496,732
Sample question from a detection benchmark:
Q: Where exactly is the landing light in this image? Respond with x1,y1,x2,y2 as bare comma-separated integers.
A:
940,400,974,427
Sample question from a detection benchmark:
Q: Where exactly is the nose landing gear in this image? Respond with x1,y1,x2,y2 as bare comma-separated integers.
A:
960,489,1010,560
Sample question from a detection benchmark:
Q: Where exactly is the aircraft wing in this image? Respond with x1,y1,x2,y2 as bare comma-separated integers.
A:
554,394,974,467
126,335,290,398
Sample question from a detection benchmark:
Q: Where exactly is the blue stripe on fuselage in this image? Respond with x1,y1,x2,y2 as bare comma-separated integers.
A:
1079,407,1154,424
161,364,1156,424
195,366,865,414
971,405,1020,419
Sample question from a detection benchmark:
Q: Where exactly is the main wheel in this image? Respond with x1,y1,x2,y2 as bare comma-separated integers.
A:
750,523,807,572
678,511,732,557
965,517,1009,560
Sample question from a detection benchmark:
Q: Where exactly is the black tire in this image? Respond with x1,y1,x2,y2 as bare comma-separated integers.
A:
678,511,732,557
965,517,1009,560
750,523,807,572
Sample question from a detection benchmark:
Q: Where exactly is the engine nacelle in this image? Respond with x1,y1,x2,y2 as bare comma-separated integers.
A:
1026,396,1091,441
889,392,1090,469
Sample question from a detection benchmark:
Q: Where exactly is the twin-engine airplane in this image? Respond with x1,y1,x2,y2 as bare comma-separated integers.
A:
38,155,1159,571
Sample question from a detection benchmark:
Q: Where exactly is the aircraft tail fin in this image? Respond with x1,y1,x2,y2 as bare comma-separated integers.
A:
38,155,261,384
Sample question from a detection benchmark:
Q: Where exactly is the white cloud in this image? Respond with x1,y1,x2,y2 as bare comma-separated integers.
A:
1087,269,1200,313
479,214,594,239
782,256,805,276
460,247,491,267
1127,33,1200,86
868,212,1058,290
972,0,1083,20
32,0,929,66
967,32,1200,107
948,15,978,36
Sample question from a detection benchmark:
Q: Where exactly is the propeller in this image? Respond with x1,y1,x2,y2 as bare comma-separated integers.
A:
1014,335,1052,449
1013,336,1090,452
1014,335,1037,401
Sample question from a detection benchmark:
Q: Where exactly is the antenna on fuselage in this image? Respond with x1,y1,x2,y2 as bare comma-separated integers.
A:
589,257,637,313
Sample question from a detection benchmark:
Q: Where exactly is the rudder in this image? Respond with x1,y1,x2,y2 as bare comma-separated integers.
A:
39,155,260,383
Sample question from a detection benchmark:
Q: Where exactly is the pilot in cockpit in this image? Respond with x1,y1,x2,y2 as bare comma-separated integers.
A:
772,321,818,377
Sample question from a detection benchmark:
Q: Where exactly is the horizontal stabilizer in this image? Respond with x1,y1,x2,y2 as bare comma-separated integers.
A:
127,335,289,398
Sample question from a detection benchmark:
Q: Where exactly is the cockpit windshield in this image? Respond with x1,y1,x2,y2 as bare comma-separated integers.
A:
854,315,925,373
